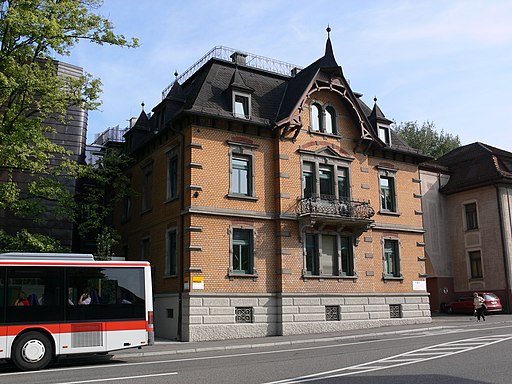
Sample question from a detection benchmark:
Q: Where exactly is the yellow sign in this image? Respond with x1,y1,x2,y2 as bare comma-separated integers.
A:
192,276,204,290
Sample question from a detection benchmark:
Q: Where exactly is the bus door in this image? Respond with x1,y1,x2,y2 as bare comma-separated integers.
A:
0,267,6,358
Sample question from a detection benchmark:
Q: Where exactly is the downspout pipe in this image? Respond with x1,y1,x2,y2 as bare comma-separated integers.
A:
168,117,186,341
496,185,511,313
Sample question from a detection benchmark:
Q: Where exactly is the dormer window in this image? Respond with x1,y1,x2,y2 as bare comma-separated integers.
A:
325,106,336,134
233,92,250,119
378,125,391,145
310,103,337,135
311,104,322,131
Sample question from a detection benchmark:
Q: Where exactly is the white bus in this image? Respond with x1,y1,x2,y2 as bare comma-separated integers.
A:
0,252,154,370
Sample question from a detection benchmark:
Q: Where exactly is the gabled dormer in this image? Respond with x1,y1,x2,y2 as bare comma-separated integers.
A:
227,53,255,120
369,97,394,146
275,27,378,145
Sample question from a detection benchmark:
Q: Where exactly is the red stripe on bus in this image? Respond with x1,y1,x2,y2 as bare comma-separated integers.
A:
0,320,149,336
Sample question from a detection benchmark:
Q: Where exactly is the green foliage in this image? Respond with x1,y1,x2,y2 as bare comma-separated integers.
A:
0,1,138,252
394,121,461,159
0,229,64,252
76,148,134,257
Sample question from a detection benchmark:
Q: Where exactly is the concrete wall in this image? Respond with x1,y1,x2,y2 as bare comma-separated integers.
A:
179,292,430,341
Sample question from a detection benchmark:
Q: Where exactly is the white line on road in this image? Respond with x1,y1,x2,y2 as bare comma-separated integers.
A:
54,372,178,384
263,334,512,383
2,324,512,380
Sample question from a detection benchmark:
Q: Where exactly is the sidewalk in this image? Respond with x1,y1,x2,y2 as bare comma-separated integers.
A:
114,313,512,359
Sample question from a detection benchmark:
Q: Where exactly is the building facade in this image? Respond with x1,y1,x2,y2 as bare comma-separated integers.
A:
421,143,512,313
0,60,88,250
117,35,431,341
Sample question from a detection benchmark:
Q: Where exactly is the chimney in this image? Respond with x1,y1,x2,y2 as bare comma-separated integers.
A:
230,51,247,66
291,67,301,77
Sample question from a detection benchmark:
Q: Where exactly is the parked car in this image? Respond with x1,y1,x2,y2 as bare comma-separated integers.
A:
443,292,502,314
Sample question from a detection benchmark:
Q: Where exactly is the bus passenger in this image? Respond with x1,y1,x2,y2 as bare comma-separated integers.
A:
78,288,91,305
15,291,29,306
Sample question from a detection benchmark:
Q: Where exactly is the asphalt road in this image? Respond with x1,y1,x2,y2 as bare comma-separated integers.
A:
1,318,511,383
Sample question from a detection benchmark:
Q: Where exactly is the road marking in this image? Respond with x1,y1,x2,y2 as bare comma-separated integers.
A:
54,372,178,384
2,324,512,379
263,334,512,383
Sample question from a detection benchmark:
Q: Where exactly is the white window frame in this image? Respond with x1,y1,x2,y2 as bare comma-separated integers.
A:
378,125,391,145
233,91,251,119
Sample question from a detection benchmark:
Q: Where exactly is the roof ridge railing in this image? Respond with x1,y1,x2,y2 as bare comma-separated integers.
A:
162,46,303,99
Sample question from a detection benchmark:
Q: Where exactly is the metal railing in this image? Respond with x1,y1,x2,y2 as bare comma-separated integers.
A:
295,194,375,220
162,46,303,99
93,126,128,145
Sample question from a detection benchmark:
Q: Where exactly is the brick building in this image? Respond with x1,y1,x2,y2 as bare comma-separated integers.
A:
117,33,431,341
421,143,512,313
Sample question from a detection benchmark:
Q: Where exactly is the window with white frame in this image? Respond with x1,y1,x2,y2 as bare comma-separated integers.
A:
378,125,391,145
469,250,483,278
233,93,250,119
305,233,354,277
231,154,252,196
383,238,401,278
231,228,255,275
325,106,336,134
379,169,397,213
167,147,179,200
166,229,177,276
464,202,478,230
310,103,337,135
311,103,322,132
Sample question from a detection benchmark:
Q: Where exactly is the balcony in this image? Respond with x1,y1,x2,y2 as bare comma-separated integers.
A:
295,194,375,229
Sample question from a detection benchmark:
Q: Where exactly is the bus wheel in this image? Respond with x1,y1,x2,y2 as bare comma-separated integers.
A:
12,331,53,371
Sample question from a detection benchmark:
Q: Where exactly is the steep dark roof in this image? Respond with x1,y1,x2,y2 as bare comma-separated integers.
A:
275,37,342,124
432,142,512,193
124,36,427,162
185,59,288,125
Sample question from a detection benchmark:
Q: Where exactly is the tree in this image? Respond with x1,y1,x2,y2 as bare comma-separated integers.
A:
0,1,138,252
76,148,134,259
394,121,460,159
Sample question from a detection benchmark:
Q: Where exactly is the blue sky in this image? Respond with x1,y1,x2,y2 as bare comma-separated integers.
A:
64,0,512,151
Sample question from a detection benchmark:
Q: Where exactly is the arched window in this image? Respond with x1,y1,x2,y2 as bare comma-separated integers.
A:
325,106,336,134
311,104,322,131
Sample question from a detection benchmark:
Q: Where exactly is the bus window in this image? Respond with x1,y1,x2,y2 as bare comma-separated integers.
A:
66,267,145,321
6,267,64,323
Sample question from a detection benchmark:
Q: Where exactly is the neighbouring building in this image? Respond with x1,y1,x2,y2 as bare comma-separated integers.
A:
0,60,88,251
115,32,432,341
421,142,512,313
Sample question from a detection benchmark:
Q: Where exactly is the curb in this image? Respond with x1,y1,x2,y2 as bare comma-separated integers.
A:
113,325,446,359
113,317,512,359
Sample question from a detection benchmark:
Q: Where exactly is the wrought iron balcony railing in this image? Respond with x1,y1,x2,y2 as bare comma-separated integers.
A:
295,194,375,220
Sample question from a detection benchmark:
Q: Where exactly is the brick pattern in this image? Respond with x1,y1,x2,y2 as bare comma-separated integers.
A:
117,88,429,340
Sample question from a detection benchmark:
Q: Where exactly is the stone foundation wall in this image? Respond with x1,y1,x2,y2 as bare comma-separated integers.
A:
183,293,431,341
